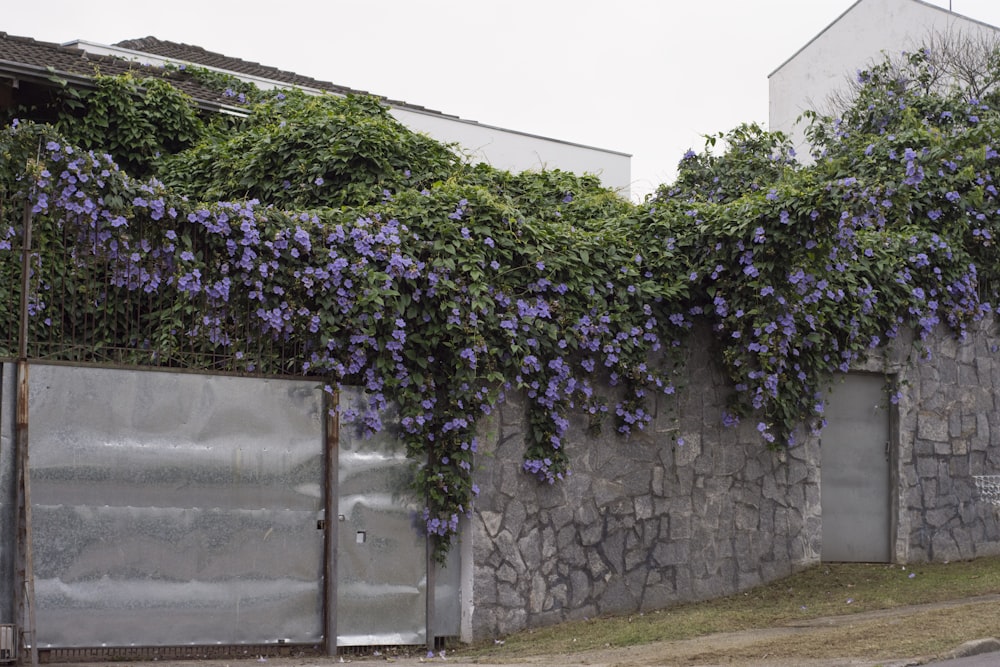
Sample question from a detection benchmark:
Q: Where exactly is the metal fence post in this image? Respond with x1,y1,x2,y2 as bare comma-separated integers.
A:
14,198,38,667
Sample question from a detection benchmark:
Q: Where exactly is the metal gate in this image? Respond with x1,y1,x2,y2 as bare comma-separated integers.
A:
0,363,460,652
27,364,326,648
820,373,892,562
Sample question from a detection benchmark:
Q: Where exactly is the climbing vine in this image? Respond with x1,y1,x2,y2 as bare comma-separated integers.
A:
2,44,1000,560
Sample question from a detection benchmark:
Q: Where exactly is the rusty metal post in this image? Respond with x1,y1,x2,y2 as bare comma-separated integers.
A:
322,388,339,657
14,198,38,667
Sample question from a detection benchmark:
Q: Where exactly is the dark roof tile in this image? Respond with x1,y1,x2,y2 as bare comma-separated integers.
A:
0,31,234,107
0,32,453,118
114,36,454,116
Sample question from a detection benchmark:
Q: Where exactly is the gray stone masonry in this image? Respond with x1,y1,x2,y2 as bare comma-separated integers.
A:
468,317,1000,639
470,335,822,638
891,316,1000,563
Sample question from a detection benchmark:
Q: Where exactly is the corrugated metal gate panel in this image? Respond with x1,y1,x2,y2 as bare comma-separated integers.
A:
336,386,427,647
0,365,14,626
27,365,325,647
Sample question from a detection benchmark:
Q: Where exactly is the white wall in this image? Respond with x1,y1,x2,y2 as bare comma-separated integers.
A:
768,0,1000,156
73,41,631,196
391,107,630,192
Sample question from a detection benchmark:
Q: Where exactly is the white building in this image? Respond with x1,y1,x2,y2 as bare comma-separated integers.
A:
72,38,632,196
769,0,1000,154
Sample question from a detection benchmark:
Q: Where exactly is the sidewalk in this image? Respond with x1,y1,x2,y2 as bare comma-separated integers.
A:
44,594,1000,667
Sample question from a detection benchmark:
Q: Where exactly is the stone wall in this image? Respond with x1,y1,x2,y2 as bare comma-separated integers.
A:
469,336,822,637
891,318,1000,563
468,318,1000,639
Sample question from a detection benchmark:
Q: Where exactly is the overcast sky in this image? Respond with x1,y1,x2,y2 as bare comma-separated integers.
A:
6,1,1000,199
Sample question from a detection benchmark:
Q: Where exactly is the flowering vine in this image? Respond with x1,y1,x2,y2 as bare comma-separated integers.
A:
2,46,1000,560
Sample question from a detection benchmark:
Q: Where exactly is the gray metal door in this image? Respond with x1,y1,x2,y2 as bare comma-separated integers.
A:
821,373,891,562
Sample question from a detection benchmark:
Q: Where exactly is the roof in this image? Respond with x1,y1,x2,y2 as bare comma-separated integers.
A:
0,31,237,110
0,31,453,119
111,36,456,117
0,31,630,178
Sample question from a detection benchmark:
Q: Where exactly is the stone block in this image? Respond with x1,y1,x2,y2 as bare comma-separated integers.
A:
931,531,961,561
498,466,522,497
634,495,654,520
547,582,568,610
518,528,543,571
597,576,639,615
546,504,575,530
496,607,528,636
529,573,546,613
542,527,557,561
651,465,666,497
916,456,940,478
938,357,959,384
494,529,526,573
601,528,626,573
504,499,527,536
670,514,692,540
608,498,632,516
759,505,775,536
497,582,523,609
625,546,648,572
497,563,518,584
734,502,760,531
569,568,591,607
592,479,624,507
556,524,580,551
579,520,604,547
653,539,690,566
977,413,990,444
918,412,949,442
620,526,639,554
976,356,993,384
959,364,979,387
674,432,701,466
475,567,499,604
787,457,810,486
587,549,609,579
480,510,503,538
762,474,785,503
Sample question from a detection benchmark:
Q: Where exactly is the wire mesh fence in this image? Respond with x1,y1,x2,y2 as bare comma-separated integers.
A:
0,194,307,377
974,475,1000,507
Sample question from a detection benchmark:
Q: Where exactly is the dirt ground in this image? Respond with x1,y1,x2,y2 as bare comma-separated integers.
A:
48,595,1000,667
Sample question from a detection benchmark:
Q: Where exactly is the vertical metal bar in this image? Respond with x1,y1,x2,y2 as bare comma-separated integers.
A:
425,545,436,653
425,452,435,653
322,388,339,657
15,363,36,667
14,198,38,667
17,199,30,362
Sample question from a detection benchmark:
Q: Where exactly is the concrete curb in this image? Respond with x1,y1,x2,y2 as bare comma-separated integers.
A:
946,637,1000,659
